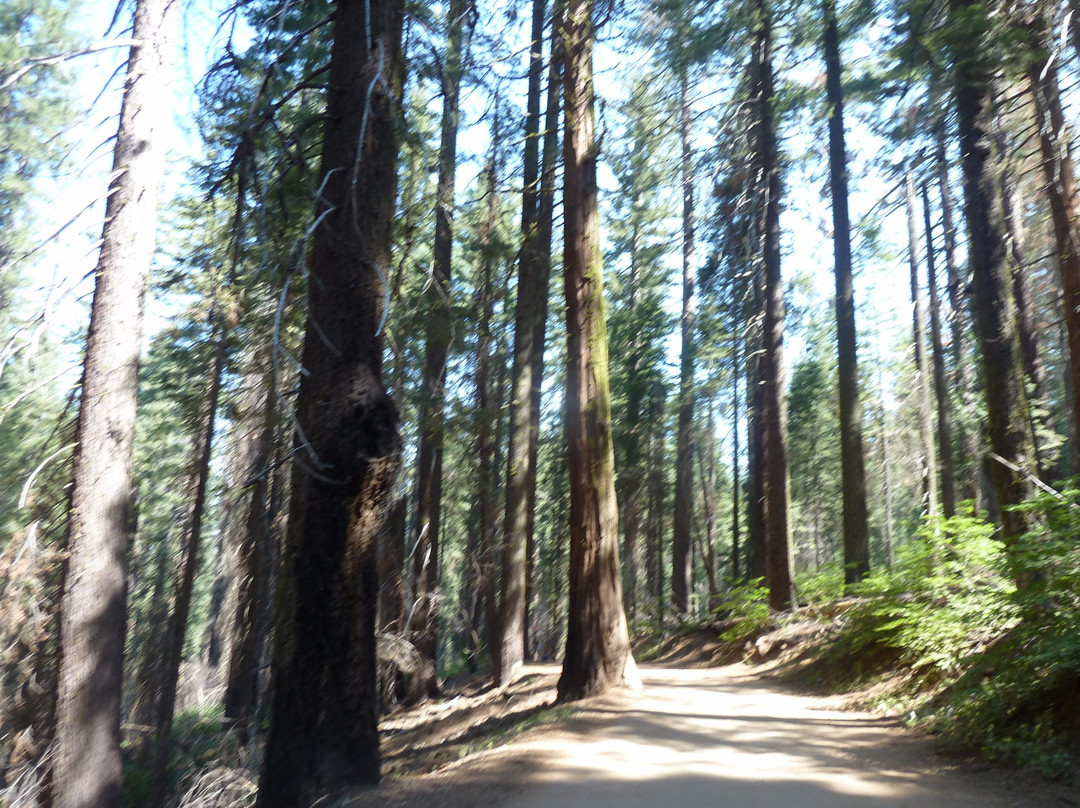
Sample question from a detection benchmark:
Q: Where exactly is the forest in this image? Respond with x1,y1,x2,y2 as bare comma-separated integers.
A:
2,0,1080,805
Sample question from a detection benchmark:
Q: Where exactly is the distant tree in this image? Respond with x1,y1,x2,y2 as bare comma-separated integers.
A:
255,0,405,802
48,1,180,805
557,0,639,700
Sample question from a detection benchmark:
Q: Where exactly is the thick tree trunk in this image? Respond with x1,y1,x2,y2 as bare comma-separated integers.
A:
254,0,405,803
149,322,228,808
948,0,1036,544
730,336,742,581
498,0,560,685
410,0,469,668
752,0,793,611
557,0,638,701
671,68,697,616
48,2,179,806
905,171,939,519
824,0,869,585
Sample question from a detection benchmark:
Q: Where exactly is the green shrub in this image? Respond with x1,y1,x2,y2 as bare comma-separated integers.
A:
794,562,845,607
714,578,772,642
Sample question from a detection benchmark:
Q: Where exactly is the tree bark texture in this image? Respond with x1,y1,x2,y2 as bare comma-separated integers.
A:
922,182,957,517
410,0,469,668
498,0,559,685
255,0,404,803
49,1,179,805
905,171,939,519
671,67,697,616
948,0,1036,543
752,0,793,611
824,0,870,585
557,0,638,701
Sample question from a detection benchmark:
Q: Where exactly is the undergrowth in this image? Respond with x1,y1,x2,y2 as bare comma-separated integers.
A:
778,498,1080,778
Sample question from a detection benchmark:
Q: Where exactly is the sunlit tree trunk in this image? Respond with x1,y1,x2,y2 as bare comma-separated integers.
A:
671,67,697,616
255,0,405,802
48,2,179,805
905,171,939,519
557,0,638,700
824,0,869,584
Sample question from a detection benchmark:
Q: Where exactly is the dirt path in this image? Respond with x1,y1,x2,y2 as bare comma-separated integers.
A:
344,664,1077,808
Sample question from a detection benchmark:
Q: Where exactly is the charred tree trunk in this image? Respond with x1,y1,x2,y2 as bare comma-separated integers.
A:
752,0,793,611
48,2,179,805
905,171,939,519
557,0,638,700
671,67,697,616
254,0,405,803
948,0,1036,544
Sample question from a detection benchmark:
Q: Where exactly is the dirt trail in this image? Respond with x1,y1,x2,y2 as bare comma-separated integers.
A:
344,664,1077,808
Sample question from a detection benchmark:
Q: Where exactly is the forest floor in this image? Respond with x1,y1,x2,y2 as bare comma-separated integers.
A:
335,630,1079,808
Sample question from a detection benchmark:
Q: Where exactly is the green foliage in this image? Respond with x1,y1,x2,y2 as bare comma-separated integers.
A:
715,578,772,642
793,562,845,607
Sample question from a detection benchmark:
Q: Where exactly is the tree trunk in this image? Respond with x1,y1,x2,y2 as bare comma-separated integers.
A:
498,0,560,685
254,0,404,802
752,0,793,611
922,182,957,518
731,336,742,581
905,171,939,519
557,0,638,701
48,2,179,805
646,383,666,625
410,0,469,669
824,0,869,585
948,0,1036,544
149,322,228,808
1028,27,1080,473
671,67,697,616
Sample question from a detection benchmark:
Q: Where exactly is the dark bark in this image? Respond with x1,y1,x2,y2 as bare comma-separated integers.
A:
752,0,793,611
646,383,666,625
671,68,697,616
557,0,638,700
905,171,939,519
824,0,869,585
410,0,470,668
149,323,228,808
730,336,741,581
498,0,560,685
948,0,1036,544
48,2,179,806
254,0,405,803
922,182,957,517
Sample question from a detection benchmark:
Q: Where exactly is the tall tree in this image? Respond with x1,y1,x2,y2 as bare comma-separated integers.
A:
411,0,472,668
823,0,869,585
751,0,793,611
498,0,559,685
255,0,405,802
947,0,1036,544
557,0,638,700
48,1,179,805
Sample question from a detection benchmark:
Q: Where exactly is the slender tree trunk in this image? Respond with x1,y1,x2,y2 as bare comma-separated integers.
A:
671,67,697,616
906,171,940,519
752,0,793,611
646,383,666,625
876,374,895,566
149,322,228,808
48,2,179,805
731,337,741,581
1028,28,1080,470
948,0,1036,544
824,0,869,585
410,0,469,668
557,0,638,700
224,379,276,742
498,0,560,684
921,182,957,517
255,0,405,802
